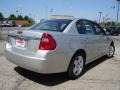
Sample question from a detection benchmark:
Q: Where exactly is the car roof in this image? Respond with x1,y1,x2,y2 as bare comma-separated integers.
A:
47,19,74,21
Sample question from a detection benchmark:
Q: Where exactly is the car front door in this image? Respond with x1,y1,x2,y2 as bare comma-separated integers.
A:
81,20,103,62
91,22,109,55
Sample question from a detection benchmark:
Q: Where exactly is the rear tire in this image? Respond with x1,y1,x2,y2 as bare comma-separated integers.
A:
67,52,85,80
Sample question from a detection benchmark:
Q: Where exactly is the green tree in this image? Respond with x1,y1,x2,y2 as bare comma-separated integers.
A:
106,22,111,26
17,15,23,20
116,22,120,26
100,22,106,26
8,14,16,20
111,22,115,26
0,12,4,21
24,16,29,21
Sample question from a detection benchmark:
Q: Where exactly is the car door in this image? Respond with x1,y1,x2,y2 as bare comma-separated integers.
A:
91,22,109,55
82,20,103,61
76,20,101,62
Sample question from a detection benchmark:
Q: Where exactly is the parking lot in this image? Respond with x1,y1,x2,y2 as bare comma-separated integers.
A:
0,27,120,90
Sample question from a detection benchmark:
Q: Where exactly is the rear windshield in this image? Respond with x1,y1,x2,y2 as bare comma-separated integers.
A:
29,19,72,32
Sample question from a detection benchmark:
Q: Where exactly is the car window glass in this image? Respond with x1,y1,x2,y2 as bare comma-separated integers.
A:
29,19,72,32
32,22,59,30
82,20,94,35
93,23,104,35
76,21,86,34
60,23,67,30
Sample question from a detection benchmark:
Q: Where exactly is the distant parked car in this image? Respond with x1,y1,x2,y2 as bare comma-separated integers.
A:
18,25,22,27
1,20,8,27
5,19,115,79
109,26,119,36
8,20,16,27
102,27,111,35
1,20,15,27
117,26,120,34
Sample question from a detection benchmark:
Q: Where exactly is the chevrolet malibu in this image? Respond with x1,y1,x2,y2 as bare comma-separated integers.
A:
5,19,115,79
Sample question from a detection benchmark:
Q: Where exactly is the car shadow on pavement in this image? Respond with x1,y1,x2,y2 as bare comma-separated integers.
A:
14,56,109,86
14,67,69,86
84,56,109,73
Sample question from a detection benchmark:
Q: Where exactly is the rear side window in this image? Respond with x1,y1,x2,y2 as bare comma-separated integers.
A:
76,21,86,34
83,21,94,34
29,19,72,32
76,20,95,34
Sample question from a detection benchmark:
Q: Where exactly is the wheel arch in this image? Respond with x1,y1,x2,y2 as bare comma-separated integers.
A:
73,49,86,61
67,49,86,78
68,49,86,70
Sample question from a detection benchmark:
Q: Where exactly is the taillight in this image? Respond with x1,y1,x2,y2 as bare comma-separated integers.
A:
39,33,57,50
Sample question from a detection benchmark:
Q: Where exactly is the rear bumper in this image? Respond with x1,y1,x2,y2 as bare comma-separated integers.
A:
5,49,52,73
5,44,70,74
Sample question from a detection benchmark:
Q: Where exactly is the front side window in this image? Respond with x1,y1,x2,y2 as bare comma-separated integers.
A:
29,19,72,32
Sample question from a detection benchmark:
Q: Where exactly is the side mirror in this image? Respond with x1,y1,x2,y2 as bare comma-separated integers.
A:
103,28,111,35
106,32,111,35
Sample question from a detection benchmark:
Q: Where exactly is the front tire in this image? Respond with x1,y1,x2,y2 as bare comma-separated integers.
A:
106,44,115,58
67,52,85,80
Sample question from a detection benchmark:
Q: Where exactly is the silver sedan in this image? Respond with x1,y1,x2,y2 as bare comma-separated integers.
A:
5,19,115,79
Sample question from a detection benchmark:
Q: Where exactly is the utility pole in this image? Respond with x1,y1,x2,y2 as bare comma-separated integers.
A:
50,8,53,15
45,6,48,19
98,12,102,23
49,8,54,19
116,0,120,22
111,6,115,22
16,10,19,16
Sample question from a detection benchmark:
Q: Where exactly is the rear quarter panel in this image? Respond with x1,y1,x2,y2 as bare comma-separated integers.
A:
50,33,87,71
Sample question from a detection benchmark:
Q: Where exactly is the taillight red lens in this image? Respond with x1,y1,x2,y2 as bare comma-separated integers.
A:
39,33,57,50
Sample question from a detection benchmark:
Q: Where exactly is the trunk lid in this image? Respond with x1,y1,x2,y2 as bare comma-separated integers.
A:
8,30,44,56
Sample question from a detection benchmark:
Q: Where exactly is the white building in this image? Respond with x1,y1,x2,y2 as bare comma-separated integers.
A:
51,15,74,19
